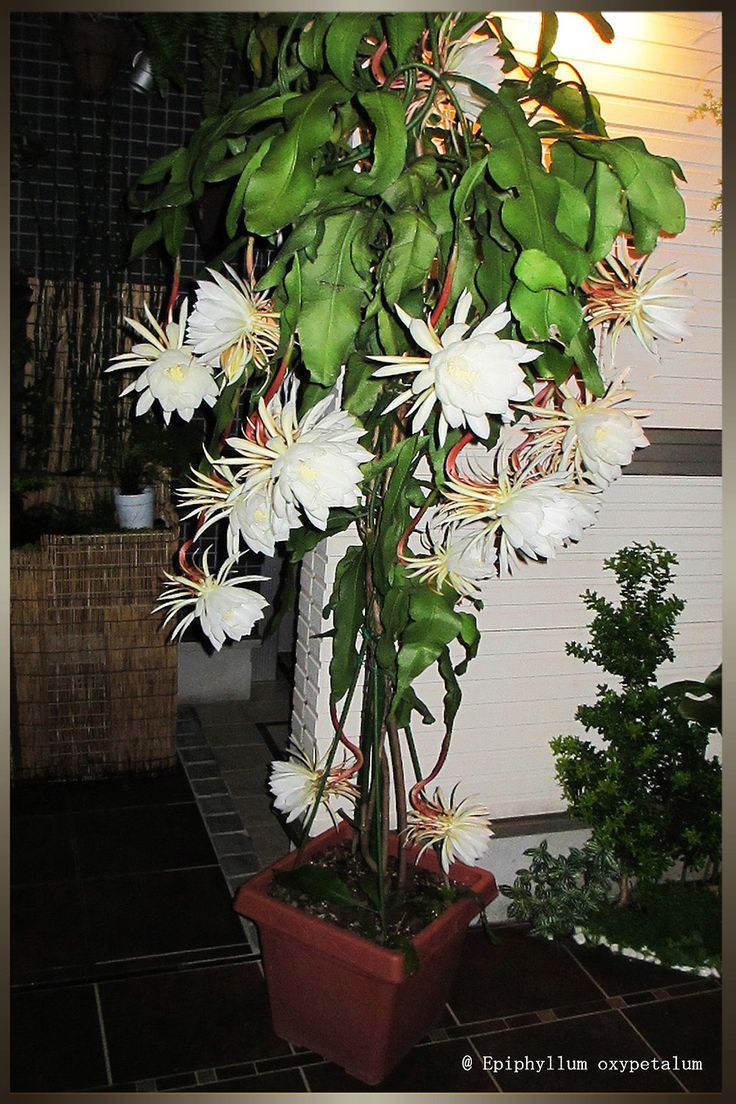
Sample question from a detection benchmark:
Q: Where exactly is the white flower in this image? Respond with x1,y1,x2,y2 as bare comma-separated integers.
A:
495,480,599,571
371,292,538,446
402,518,496,597
441,428,601,575
229,484,291,557
269,739,359,824
154,549,269,651
176,463,292,559
187,264,280,384
444,29,505,123
406,787,494,874
217,379,373,531
584,238,694,358
516,372,650,488
107,300,218,424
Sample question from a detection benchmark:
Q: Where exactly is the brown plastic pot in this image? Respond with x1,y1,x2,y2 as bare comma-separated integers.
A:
233,821,498,1085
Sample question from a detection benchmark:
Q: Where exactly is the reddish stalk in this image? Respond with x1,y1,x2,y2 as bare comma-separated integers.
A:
329,696,364,781
430,244,458,328
409,728,452,816
165,256,181,326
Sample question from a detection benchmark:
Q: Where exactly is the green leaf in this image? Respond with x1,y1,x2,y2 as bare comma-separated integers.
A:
343,90,407,197
475,233,515,314
569,135,686,251
325,12,374,87
162,205,188,256
438,646,462,737
536,12,558,66
226,136,273,239
392,587,464,713
342,350,383,417
256,214,324,291
481,87,590,286
298,13,335,70
555,179,591,250
509,282,582,345
280,251,303,335
452,156,489,221
143,180,193,212
273,864,371,911
567,325,605,396
223,92,301,136
298,209,372,386
586,161,625,262
532,343,573,385
382,157,438,212
384,12,425,66
382,210,438,304
244,81,349,236
204,150,250,183
515,248,567,293
128,215,163,261
138,149,182,186
326,545,366,702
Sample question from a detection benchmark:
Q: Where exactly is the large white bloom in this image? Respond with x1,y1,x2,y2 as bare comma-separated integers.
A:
444,28,505,123
154,549,269,651
217,379,373,531
584,238,694,358
406,787,494,874
441,428,601,575
402,517,495,598
372,292,538,445
187,264,280,384
517,372,650,488
269,739,359,824
107,300,218,424
177,464,292,558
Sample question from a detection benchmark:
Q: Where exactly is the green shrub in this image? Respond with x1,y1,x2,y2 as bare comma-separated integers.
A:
551,543,721,905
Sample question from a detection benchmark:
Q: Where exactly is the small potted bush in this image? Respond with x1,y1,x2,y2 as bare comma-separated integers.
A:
114,10,695,1083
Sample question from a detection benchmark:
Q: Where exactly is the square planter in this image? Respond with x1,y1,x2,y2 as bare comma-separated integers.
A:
234,822,498,1084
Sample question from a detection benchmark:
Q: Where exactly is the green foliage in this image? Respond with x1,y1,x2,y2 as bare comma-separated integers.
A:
500,837,618,939
663,664,722,734
582,881,721,972
552,544,722,895
123,13,693,922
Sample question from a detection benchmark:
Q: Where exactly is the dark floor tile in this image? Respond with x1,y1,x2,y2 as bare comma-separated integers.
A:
11,881,91,980
446,1017,506,1039
303,1038,497,1092
188,1069,306,1091
62,763,193,810
99,961,291,1082
85,865,246,963
552,997,611,1019
11,984,108,1091
623,990,722,1091
11,811,76,885
565,937,695,996
447,928,602,1024
74,802,216,877
475,1009,683,1092
11,779,71,814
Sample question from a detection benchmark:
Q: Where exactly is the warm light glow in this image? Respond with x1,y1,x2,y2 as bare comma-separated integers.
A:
494,11,659,69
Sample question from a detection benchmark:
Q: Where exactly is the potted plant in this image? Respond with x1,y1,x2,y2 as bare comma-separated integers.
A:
116,10,695,1083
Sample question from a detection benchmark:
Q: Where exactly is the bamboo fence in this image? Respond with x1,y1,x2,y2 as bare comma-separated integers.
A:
11,531,179,780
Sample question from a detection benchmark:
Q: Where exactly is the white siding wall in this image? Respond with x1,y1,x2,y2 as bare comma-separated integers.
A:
292,12,722,830
497,10,722,429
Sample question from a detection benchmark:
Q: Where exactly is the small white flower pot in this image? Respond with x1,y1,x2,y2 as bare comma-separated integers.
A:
114,486,155,530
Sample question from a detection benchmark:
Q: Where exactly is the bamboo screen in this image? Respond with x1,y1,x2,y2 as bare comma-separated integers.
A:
11,531,179,780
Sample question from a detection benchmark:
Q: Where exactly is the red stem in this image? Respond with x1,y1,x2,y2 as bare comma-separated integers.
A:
166,256,181,326
445,430,474,481
329,696,364,781
409,729,452,815
430,244,458,328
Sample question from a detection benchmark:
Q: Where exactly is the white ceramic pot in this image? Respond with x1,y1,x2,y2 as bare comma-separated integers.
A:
114,486,155,530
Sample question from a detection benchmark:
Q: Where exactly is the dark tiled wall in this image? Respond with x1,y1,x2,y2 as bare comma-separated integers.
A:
11,11,204,286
